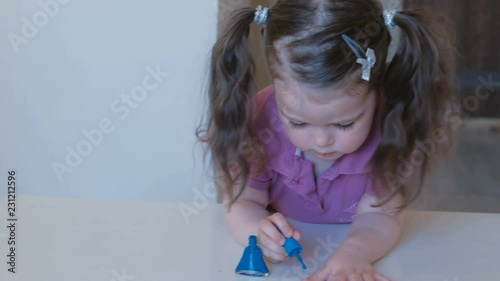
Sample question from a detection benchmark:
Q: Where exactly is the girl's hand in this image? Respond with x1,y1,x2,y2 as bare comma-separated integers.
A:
303,249,390,281
257,212,301,263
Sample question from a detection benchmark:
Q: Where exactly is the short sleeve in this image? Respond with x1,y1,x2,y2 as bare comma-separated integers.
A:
364,174,392,198
248,167,273,190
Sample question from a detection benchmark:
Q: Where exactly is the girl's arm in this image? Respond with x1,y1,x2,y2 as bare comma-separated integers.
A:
305,192,404,281
337,191,405,264
223,186,270,245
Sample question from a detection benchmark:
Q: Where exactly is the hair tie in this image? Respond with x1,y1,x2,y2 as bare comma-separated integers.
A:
341,34,377,82
254,5,269,25
383,9,397,29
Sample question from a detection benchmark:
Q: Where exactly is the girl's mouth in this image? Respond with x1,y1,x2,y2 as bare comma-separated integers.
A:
316,151,336,158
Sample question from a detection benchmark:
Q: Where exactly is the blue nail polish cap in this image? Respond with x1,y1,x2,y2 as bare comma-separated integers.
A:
276,227,307,269
235,235,270,277
283,237,307,269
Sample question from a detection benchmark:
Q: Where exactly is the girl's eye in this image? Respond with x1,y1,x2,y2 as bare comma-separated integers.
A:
336,123,354,130
289,121,307,129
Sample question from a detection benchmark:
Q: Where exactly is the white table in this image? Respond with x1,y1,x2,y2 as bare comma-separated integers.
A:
0,195,498,281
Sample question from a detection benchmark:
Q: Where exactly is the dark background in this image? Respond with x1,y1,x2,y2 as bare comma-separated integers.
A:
405,0,500,118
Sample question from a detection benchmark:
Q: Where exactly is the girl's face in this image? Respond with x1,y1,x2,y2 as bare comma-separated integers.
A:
273,73,377,161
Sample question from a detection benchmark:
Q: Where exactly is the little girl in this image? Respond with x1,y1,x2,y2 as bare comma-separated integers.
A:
199,0,455,280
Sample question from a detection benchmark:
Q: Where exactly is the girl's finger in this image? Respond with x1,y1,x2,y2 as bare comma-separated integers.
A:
258,232,288,257
302,269,328,281
361,273,376,281
347,273,363,281
259,218,287,245
260,244,288,263
269,212,294,237
373,272,391,281
270,212,302,241
330,273,347,281
293,229,302,241
261,250,286,263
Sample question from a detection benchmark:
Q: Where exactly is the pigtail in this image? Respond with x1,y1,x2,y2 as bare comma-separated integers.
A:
372,9,456,207
197,8,264,204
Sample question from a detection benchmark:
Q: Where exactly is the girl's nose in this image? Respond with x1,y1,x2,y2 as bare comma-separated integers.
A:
313,128,334,148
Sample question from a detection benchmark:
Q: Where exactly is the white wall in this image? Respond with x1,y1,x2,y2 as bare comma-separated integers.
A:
0,0,217,201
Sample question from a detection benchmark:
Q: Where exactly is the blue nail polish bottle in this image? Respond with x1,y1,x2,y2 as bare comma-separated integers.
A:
235,235,270,277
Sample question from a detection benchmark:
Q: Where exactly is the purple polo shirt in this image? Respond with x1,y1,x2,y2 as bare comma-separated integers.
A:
249,85,383,224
